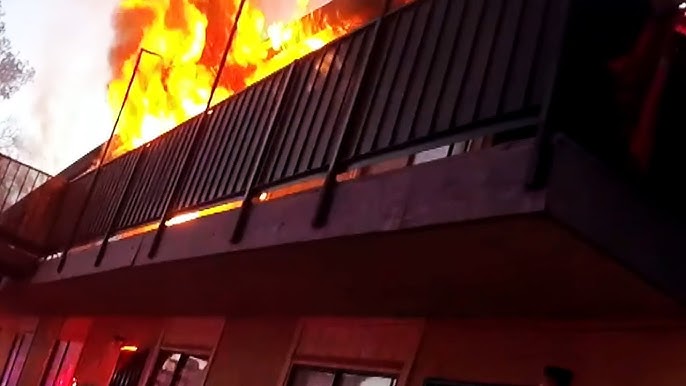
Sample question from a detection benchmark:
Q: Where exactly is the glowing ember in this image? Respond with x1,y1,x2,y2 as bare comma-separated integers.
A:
107,0,360,161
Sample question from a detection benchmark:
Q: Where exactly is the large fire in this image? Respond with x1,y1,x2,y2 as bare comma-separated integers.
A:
106,0,367,161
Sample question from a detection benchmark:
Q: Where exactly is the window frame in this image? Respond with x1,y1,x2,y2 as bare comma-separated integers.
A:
145,349,211,386
287,365,398,386
423,378,530,386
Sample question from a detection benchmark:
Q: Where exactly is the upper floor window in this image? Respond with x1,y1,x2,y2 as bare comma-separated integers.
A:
1,332,34,386
288,367,396,386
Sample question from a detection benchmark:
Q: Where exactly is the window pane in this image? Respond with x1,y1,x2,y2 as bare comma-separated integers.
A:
176,355,209,386
149,352,178,386
290,369,335,386
340,374,395,386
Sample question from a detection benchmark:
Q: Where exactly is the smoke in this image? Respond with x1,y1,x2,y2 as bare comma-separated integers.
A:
256,0,333,22
1,0,120,173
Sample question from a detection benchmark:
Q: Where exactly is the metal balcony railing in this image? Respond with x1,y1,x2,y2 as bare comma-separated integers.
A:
1,0,569,272
0,154,54,260
0,154,50,213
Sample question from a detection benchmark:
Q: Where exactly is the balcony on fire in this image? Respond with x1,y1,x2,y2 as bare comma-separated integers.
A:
0,0,684,316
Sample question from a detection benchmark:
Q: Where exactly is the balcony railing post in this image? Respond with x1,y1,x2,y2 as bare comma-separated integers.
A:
230,64,297,244
147,0,248,259
57,48,159,273
525,0,571,189
94,147,146,267
311,0,394,228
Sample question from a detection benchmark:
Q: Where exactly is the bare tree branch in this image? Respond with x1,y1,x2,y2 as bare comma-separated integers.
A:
0,0,34,100
0,117,19,157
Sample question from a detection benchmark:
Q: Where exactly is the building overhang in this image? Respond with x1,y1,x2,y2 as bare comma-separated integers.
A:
0,139,683,319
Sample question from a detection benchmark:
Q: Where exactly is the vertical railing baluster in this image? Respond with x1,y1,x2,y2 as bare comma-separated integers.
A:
312,0,395,228
147,0,249,258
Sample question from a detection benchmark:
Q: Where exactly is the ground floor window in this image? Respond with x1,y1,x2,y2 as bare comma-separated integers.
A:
109,348,150,386
289,367,396,386
1,332,34,386
146,350,209,386
40,340,83,386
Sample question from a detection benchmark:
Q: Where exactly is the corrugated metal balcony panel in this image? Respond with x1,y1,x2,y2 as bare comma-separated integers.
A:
259,28,371,187
0,176,65,250
343,0,562,162
116,135,167,229
47,173,94,249
73,149,141,244
115,118,198,230
174,67,291,210
137,123,195,224
174,96,228,210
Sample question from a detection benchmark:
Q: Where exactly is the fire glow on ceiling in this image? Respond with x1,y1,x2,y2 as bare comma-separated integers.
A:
106,0,358,162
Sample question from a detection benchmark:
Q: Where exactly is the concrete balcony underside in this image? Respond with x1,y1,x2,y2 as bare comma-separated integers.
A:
0,139,683,318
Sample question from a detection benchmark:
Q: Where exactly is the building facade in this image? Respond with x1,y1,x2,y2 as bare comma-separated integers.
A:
1,0,686,385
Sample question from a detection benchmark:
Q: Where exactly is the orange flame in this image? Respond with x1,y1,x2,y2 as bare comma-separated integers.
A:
107,0,363,161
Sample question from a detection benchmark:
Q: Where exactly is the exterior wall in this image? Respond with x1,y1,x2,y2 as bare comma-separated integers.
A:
73,317,222,386
160,317,223,352
205,318,686,386
292,318,422,377
408,320,686,386
4,317,686,386
204,318,298,386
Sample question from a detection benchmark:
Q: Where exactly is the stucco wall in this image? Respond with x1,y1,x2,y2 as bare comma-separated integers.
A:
205,318,298,386
5,317,686,386
408,320,686,386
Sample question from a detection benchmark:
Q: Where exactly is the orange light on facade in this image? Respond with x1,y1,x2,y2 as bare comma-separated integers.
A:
110,222,159,242
120,345,139,352
165,200,243,227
